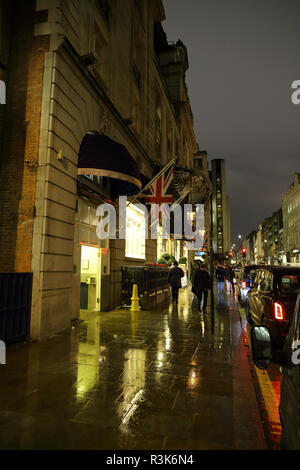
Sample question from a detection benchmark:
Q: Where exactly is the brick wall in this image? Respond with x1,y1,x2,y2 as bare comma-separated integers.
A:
0,0,49,272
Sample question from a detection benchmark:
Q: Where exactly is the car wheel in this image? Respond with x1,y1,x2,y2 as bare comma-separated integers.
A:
245,303,254,325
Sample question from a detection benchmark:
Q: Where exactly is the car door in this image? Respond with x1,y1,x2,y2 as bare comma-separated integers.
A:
280,296,300,449
247,270,262,323
257,270,274,325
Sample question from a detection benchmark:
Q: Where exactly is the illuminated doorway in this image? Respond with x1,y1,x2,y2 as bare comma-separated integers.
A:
80,245,101,311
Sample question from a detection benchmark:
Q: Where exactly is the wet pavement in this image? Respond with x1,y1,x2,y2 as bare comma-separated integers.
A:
0,284,271,450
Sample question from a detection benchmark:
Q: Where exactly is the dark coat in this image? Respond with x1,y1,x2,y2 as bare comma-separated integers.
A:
227,268,235,281
168,266,184,288
216,267,225,281
193,268,211,294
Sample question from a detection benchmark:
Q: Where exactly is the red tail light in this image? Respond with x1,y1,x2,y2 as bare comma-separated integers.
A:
242,281,246,289
274,302,285,321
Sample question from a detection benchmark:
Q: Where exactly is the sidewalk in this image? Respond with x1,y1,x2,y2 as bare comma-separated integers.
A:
0,285,266,450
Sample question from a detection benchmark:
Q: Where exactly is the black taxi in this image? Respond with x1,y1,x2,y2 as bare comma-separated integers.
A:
246,266,300,348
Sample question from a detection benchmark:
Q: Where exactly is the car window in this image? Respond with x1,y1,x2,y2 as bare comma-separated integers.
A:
257,270,272,292
264,271,273,292
258,270,266,291
248,269,257,280
279,274,300,295
253,271,261,289
244,268,256,280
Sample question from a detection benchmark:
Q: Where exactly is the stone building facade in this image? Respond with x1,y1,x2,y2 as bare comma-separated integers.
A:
251,208,283,265
282,173,300,264
0,0,210,340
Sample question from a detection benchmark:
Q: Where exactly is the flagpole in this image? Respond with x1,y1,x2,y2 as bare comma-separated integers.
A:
171,187,190,207
128,158,175,206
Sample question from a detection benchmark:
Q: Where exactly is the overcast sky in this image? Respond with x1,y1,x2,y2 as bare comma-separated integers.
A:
163,0,300,244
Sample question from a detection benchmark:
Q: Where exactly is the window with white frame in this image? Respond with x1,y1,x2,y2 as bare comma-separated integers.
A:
126,204,146,259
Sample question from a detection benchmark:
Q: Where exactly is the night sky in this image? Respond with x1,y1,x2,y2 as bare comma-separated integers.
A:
163,0,300,244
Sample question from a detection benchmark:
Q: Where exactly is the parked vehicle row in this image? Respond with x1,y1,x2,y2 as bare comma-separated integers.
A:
251,297,300,450
236,264,265,305
238,264,300,449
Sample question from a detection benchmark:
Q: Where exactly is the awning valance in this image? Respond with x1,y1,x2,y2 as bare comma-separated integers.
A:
78,132,142,195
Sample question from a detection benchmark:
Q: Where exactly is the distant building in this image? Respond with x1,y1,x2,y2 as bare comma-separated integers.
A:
253,209,283,265
210,159,231,259
255,225,264,263
269,208,283,264
282,173,300,264
247,230,257,263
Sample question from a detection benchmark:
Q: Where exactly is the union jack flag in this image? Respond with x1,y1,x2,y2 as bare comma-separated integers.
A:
144,165,174,221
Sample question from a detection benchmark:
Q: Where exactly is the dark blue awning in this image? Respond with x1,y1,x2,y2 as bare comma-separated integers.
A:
78,132,142,195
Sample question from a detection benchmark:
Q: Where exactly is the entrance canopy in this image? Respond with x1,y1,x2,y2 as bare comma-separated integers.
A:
78,132,142,195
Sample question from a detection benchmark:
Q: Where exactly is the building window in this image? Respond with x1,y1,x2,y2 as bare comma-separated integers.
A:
126,204,146,259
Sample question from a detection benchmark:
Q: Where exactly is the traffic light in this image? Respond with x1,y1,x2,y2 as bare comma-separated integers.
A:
242,248,247,258
229,251,233,257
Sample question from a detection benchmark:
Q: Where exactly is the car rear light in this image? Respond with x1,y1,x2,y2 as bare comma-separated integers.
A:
274,302,285,321
242,281,246,289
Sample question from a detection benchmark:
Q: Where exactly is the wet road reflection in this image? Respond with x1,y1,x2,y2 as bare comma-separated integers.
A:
239,305,282,449
0,284,269,450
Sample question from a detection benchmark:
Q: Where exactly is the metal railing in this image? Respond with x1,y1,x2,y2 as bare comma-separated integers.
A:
121,264,169,308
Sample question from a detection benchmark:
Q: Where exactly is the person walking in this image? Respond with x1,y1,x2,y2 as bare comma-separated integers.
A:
168,261,184,304
227,266,236,294
192,261,211,312
216,264,225,293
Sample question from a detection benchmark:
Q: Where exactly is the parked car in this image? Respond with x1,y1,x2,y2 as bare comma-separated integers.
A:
246,266,300,348
250,294,300,449
236,264,265,305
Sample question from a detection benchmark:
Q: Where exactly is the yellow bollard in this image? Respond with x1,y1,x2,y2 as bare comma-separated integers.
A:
130,284,141,311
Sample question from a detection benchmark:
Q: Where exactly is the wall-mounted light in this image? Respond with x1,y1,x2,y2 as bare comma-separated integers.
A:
80,53,96,67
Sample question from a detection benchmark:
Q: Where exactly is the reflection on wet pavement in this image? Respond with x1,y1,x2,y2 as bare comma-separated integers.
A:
0,285,267,450
241,307,282,449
